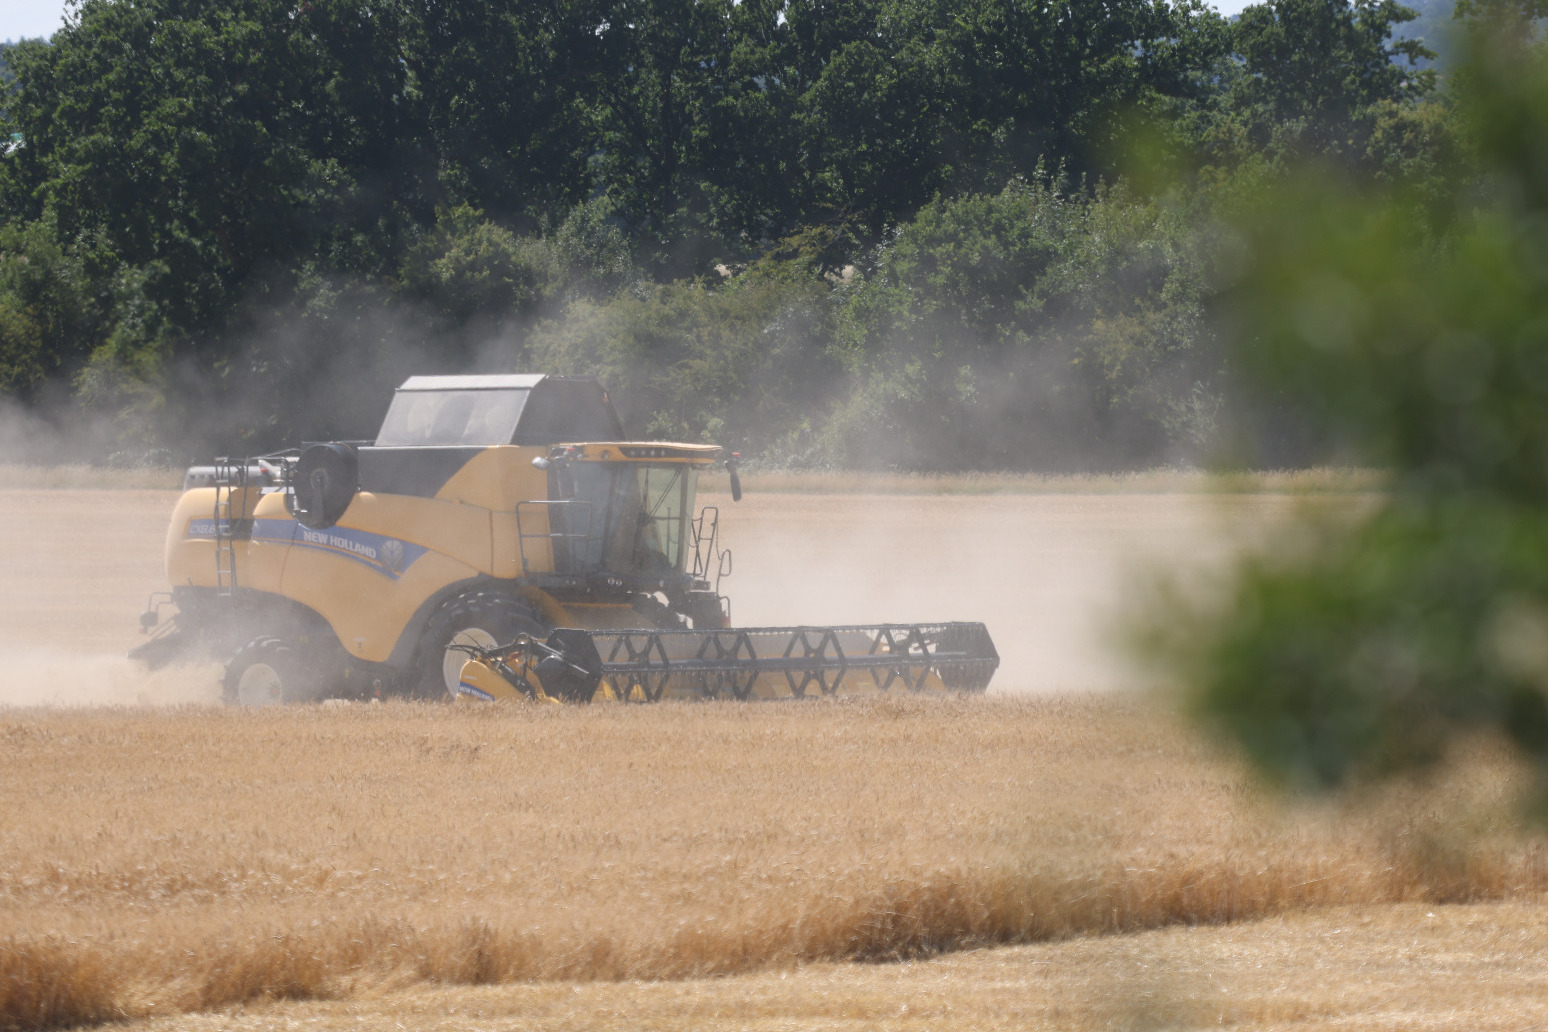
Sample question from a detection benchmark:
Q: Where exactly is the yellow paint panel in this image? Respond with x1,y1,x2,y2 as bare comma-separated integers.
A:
279,541,480,663
164,487,287,593
165,488,211,586
341,491,492,573
436,446,548,511
559,603,650,630
244,492,292,593
453,657,552,703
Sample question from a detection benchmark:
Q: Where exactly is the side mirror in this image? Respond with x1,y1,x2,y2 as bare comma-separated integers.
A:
727,452,742,502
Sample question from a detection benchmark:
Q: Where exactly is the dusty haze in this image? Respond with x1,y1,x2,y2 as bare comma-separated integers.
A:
0,480,1334,705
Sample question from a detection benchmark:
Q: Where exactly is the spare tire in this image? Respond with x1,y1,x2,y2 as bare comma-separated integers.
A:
289,443,357,530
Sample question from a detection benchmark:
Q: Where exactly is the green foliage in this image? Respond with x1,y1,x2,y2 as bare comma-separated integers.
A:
397,207,550,326
0,218,118,398
825,177,1217,470
526,246,841,461
7,0,426,337
1229,0,1437,170
1168,497,1548,790
0,41,20,87
1153,33,1548,799
397,200,636,327
409,0,600,220
0,0,1463,462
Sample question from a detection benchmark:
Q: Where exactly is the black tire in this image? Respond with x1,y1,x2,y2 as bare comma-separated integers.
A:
222,636,325,706
413,592,548,700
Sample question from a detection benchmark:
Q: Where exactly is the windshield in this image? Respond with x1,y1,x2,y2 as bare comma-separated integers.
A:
550,463,696,575
375,389,529,446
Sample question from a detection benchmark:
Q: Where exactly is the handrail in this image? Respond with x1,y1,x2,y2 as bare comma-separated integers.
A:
690,505,732,590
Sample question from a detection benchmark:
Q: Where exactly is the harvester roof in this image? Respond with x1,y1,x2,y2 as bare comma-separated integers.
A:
396,375,546,391
375,374,624,447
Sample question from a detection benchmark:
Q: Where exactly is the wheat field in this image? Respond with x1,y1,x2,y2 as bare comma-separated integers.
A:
2,484,1546,1030
3,697,1546,1030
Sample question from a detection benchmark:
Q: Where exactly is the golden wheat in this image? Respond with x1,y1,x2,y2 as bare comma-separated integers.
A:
0,483,1528,1029
156,901,1548,1032
0,696,1543,1029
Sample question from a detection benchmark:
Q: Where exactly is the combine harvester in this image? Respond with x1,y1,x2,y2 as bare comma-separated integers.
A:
134,375,998,704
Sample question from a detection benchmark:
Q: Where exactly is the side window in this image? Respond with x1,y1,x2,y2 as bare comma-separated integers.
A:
377,390,528,446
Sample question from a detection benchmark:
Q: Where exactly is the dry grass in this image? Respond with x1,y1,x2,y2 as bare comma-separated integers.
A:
121,901,1548,1031
0,696,1544,1029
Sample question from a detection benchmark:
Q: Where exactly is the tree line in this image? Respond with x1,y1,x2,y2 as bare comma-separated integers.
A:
0,0,1454,466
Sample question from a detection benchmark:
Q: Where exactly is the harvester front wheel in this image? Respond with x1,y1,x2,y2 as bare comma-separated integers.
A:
415,592,547,700
222,636,323,706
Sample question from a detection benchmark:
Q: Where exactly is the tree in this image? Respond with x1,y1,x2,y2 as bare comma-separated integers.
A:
1148,34,1548,802
825,175,1215,471
1230,0,1436,168
0,218,115,398
5,0,428,337
585,0,739,271
408,0,602,222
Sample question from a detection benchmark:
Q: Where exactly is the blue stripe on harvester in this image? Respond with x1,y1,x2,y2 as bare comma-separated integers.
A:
185,517,429,579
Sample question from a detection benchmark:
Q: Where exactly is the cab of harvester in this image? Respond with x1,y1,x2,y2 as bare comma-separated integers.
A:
142,374,738,700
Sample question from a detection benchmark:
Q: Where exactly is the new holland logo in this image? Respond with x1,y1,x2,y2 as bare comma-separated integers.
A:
378,538,406,575
190,518,429,580
457,680,495,701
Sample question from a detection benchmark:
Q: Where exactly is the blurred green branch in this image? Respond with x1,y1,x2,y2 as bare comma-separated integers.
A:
1147,27,1548,803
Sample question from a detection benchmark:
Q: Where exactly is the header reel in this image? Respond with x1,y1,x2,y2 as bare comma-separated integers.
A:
453,622,999,704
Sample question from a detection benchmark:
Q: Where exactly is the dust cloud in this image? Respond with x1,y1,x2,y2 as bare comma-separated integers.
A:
0,394,124,466
0,486,205,708
0,473,1333,705
702,489,1312,692
0,652,220,707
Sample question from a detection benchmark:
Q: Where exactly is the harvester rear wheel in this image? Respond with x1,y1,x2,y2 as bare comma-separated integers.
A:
414,592,547,700
222,636,324,706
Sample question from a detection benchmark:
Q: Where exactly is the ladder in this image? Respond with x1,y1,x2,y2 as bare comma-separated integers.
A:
212,457,247,597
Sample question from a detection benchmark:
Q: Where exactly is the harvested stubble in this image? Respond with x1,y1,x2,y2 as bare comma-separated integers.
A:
0,695,1544,1030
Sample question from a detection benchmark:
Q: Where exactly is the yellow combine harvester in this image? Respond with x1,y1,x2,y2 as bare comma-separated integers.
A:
133,374,998,704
